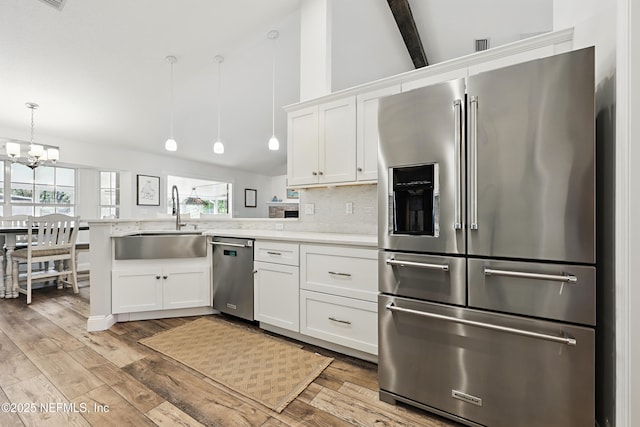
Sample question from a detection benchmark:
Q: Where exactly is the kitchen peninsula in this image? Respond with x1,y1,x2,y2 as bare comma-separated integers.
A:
87,218,378,361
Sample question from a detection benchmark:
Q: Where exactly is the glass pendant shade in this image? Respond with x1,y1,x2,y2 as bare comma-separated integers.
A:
268,135,279,151
165,138,177,151
213,140,224,154
6,142,20,158
28,144,44,158
47,147,59,162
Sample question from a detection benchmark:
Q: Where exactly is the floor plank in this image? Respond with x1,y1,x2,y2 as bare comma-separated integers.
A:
3,374,91,426
0,387,25,427
145,401,205,427
0,330,41,388
28,351,104,400
72,384,156,427
124,355,272,427
90,362,165,413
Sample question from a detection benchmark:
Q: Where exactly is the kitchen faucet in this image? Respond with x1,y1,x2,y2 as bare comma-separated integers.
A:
171,185,185,230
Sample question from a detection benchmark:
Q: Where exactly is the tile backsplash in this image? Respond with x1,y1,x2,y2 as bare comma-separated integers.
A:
295,184,377,234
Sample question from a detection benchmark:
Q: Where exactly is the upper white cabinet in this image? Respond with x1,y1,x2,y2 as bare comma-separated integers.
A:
356,85,400,182
287,106,319,186
287,97,356,187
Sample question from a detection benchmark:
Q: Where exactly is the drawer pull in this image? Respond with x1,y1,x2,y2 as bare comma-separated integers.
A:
266,251,282,256
386,258,449,272
329,317,352,325
484,268,578,283
386,303,577,346
328,271,352,277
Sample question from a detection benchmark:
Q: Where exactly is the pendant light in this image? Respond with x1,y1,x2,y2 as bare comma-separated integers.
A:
213,55,224,154
267,30,279,151
3,103,60,169
165,55,178,151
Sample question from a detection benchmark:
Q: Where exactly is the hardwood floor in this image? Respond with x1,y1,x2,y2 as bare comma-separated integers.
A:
0,283,463,427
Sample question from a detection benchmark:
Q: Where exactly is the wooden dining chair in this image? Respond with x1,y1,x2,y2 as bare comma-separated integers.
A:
0,215,29,298
11,214,80,304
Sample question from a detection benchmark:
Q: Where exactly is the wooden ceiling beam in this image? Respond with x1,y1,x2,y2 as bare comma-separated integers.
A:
386,0,428,68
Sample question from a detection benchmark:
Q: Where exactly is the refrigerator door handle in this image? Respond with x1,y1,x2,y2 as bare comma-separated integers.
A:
385,303,577,346
385,258,449,272
453,99,462,230
484,268,578,283
469,95,479,230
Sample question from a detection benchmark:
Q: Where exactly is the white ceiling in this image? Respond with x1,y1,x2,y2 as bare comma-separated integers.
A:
0,0,553,177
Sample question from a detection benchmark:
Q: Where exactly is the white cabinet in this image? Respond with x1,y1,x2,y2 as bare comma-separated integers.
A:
300,245,378,302
287,96,356,187
300,290,377,355
356,85,400,182
253,241,300,332
299,244,378,355
254,261,299,332
112,259,210,314
287,106,319,186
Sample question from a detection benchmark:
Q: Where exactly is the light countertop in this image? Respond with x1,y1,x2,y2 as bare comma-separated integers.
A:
205,229,377,247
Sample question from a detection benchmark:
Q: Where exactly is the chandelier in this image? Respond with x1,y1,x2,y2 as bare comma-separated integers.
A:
2,103,60,169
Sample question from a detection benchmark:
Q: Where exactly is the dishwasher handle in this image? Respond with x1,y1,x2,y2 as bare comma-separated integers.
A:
210,241,250,248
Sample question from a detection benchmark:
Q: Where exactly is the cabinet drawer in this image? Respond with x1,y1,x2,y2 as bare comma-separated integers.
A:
300,245,377,302
300,290,377,355
254,241,299,266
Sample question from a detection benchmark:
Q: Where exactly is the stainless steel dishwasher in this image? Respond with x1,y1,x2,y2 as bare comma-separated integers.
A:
211,236,255,321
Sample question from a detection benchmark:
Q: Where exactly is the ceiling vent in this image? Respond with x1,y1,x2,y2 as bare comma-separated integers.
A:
36,0,67,11
475,38,490,52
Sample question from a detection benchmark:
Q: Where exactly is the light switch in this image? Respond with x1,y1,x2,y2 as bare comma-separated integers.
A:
346,202,353,214
304,203,315,215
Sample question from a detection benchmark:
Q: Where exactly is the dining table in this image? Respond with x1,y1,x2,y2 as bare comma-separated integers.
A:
0,224,90,299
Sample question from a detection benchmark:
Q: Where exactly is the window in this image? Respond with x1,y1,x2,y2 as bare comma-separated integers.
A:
100,171,120,218
167,175,232,218
10,163,75,215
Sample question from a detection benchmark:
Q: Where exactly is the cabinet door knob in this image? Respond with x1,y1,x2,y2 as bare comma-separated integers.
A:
318,171,324,175
357,167,363,172
312,171,318,176
155,275,161,280
162,275,168,280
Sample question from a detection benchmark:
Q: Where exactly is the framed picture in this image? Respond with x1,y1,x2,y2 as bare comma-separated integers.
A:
286,188,299,199
137,174,160,206
244,188,257,208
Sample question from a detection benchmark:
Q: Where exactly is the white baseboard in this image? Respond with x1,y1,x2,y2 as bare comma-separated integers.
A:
87,314,116,332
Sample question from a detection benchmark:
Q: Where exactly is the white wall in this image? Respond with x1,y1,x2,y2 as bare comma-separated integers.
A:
554,0,640,427
331,0,553,91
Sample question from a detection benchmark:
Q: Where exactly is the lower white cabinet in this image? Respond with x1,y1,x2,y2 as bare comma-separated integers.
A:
254,261,299,332
300,289,377,355
253,241,300,332
112,260,210,314
299,244,378,355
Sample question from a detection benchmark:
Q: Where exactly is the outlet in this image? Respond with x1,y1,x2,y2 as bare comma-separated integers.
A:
346,202,353,214
304,203,315,215
275,223,284,230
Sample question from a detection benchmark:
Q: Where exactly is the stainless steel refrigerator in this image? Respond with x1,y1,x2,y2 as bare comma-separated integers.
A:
377,47,595,427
